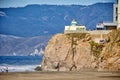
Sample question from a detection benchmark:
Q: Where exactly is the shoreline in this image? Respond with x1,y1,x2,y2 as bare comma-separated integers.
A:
0,71,120,80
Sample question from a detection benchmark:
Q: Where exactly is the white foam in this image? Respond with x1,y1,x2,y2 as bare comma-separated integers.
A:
0,65,40,72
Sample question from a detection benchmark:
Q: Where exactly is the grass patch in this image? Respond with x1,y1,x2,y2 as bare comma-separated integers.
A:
89,41,104,58
66,33,87,39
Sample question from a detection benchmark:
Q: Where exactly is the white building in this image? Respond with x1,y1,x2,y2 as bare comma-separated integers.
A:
118,0,120,29
96,0,120,30
65,19,86,32
113,4,118,23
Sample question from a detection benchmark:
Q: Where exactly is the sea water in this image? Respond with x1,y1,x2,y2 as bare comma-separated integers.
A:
0,56,42,72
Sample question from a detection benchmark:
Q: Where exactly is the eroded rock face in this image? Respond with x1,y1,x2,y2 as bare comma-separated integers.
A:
98,29,120,71
41,29,120,71
41,33,97,71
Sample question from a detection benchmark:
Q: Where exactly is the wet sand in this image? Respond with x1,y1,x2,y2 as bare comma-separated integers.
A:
0,71,120,80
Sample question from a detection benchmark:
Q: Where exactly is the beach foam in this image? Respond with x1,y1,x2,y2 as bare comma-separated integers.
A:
0,64,40,72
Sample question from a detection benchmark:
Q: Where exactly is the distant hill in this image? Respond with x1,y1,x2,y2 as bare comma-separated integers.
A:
0,3,113,37
0,34,51,56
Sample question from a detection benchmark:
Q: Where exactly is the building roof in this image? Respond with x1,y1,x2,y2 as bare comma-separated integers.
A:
103,22,117,26
71,19,77,25
96,22,117,29
96,23,104,28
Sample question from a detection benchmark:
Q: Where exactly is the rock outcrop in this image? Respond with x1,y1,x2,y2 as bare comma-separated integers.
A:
41,29,120,71
98,29,120,71
41,33,97,71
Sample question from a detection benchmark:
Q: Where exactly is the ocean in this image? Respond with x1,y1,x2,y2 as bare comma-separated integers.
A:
0,56,43,72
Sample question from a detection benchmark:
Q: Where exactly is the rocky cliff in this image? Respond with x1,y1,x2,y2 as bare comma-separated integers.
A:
41,29,120,71
41,33,96,71
98,29,120,71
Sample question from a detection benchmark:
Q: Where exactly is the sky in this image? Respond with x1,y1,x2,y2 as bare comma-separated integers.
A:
0,0,117,8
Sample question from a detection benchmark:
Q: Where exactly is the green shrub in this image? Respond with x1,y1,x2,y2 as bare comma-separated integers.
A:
89,41,104,58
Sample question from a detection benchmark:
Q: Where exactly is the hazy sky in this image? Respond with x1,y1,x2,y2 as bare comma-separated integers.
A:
0,0,117,8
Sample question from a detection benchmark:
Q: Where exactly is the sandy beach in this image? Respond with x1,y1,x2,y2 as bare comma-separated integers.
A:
0,70,120,80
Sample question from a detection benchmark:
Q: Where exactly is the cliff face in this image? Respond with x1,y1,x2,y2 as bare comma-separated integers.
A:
41,33,97,71
98,29,120,71
41,29,120,71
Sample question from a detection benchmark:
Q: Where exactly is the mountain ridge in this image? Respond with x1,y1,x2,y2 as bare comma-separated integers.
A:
0,34,51,56
0,3,113,37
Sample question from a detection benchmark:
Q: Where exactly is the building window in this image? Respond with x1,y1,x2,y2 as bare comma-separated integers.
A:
76,28,81,30
116,16,118,21
76,28,85,31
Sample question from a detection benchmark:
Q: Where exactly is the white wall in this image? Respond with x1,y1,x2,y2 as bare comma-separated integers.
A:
69,26,77,30
118,0,120,28
65,25,86,31
65,26,70,30
113,4,118,23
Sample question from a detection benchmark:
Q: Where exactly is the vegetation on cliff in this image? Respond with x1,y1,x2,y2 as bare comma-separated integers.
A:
98,28,120,71
41,29,120,71
89,41,104,59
